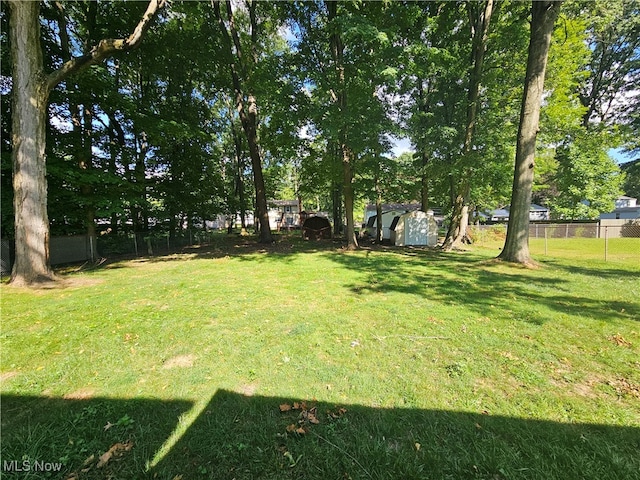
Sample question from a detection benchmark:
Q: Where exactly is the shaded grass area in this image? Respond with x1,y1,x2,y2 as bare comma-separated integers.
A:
2,234,639,479
3,390,637,480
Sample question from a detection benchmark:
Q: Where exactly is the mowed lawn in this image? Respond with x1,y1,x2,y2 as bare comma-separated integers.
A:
1,235,639,479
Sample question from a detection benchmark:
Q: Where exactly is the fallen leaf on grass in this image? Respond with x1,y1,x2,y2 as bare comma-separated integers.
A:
329,407,347,419
97,440,134,468
607,377,640,399
280,401,347,436
609,334,632,348
301,406,320,424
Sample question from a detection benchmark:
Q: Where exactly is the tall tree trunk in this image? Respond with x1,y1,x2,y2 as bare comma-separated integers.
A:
230,111,247,233
8,0,165,286
214,0,272,243
499,1,562,265
416,78,430,213
375,183,383,244
341,144,357,248
9,1,56,285
244,93,272,242
328,1,358,249
79,106,97,255
442,0,494,251
106,110,125,234
420,149,430,213
332,177,342,237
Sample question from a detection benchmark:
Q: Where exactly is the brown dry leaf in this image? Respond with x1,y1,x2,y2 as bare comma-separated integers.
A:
96,441,134,468
303,407,320,424
286,424,298,433
295,426,307,435
329,407,347,419
609,334,632,348
279,403,292,412
607,377,640,398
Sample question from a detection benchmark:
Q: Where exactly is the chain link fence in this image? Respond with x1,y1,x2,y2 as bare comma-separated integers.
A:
96,231,215,257
1,235,97,275
471,221,640,264
1,230,222,275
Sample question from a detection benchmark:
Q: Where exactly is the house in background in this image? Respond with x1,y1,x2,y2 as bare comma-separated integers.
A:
600,196,640,220
483,204,550,222
268,200,301,230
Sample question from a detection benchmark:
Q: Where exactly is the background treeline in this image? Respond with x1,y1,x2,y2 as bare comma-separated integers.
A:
1,0,638,241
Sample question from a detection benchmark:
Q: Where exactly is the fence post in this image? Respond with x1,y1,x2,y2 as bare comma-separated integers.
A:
604,226,608,262
544,226,548,256
134,233,138,256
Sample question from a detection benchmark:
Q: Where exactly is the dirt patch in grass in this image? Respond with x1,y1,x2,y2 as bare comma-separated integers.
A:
64,388,96,400
0,371,19,382
2,276,103,291
162,354,196,369
237,383,259,396
549,372,604,399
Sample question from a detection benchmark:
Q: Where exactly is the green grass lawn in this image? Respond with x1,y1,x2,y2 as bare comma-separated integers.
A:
2,234,639,479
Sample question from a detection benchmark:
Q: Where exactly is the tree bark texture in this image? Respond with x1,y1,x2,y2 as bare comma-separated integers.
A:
416,78,431,213
214,0,273,243
328,1,358,249
442,0,494,251
9,0,56,285
499,1,562,264
8,0,165,285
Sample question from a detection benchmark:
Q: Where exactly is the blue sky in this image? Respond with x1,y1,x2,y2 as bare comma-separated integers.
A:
391,137,635,166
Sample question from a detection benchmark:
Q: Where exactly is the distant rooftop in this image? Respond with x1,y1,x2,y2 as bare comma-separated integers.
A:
365,202,422,212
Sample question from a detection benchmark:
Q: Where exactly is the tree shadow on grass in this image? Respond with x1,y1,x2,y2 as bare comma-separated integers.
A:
0,394,193,479
96,235,343,270
2,390,638,480
325,248,640,324
63,237,639,324
538,258,640,281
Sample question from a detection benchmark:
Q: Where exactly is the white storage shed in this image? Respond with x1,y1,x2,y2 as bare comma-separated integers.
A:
364,210,406,240
390,210,438,246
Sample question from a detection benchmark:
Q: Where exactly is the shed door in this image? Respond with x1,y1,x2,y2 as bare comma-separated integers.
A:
405,216,428,245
